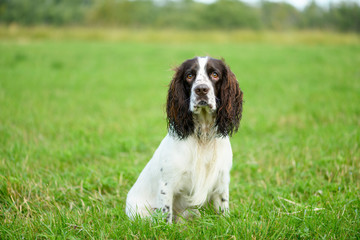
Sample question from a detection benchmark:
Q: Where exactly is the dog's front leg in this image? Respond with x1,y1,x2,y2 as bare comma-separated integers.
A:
212,189,230,215
212,172,230,215
158,179,174,223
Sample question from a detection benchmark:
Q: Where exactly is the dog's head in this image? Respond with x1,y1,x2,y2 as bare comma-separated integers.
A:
167,56,243,139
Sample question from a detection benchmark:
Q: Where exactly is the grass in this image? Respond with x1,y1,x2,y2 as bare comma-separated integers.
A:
0,28,359,239
1,25,360,45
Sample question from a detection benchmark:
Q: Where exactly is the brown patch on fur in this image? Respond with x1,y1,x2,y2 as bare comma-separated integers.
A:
166,59,197,139
215,62,243,137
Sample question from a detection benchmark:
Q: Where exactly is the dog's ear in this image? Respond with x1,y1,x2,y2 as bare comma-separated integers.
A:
166,64,194,139
216,61,243,137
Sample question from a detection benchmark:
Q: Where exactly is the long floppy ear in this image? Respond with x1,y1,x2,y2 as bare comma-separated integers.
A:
216,63,243,137
166,65,194,139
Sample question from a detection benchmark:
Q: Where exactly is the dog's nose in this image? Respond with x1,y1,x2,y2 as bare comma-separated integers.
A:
195,84,210,97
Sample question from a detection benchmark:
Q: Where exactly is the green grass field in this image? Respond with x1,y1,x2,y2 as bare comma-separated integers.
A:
1,28,359,239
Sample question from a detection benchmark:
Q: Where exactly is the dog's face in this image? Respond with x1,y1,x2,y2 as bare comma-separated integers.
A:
167,57,243,139
183,57,222,113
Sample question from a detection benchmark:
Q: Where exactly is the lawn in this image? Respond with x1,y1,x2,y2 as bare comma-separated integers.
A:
0,28,359,239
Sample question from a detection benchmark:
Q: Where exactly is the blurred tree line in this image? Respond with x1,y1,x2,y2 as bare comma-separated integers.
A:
0,0,359,32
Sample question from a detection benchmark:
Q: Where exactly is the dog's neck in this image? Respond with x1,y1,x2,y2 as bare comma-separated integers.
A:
193,108,216,143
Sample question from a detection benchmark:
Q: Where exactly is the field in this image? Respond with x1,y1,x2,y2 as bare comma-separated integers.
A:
1,27,360,239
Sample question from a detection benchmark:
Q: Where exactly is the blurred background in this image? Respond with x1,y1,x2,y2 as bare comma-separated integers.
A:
1,1,360,238
0,0,359,32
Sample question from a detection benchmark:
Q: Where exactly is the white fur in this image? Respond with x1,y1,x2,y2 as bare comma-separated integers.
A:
126,57,233,223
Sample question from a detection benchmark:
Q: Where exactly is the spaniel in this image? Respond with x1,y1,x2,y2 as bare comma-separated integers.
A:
126,56,243,223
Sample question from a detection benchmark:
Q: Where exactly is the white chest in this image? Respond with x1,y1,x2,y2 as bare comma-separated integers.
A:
175,141,222,206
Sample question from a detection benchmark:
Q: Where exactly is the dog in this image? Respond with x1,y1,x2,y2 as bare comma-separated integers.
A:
126,56,243,223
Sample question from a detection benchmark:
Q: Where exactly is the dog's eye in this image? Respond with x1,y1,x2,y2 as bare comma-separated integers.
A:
211,72,219,80
186,73,194,81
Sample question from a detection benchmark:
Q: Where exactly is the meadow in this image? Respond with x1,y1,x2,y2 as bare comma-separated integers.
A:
0,27,359,239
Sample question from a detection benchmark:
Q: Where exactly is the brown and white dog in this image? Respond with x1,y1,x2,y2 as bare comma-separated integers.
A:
126,56,243,223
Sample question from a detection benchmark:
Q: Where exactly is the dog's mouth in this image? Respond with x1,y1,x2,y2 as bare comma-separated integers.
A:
198,100,208,106
193,100,214,113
